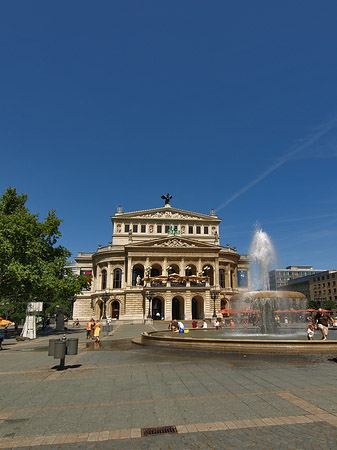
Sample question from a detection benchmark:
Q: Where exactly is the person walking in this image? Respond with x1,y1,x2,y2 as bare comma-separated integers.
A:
90,318,96,339
86,318,93,339
314,308,333,340
94,321,101,343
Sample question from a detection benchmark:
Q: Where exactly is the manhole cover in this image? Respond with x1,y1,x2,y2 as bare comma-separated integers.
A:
141,426,177,436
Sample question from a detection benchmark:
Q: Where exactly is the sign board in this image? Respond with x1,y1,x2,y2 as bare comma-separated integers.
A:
26,302,43,313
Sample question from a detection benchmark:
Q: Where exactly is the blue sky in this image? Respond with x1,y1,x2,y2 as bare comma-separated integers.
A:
1,1,337,270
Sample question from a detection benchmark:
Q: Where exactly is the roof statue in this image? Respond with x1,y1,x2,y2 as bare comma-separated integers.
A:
161,193,172,205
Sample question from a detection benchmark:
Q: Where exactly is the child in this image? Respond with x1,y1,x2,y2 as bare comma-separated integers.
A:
307,324,314,341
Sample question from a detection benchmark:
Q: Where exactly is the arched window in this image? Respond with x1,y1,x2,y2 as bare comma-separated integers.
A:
113,268,122,288
101,269,107,290
219,269,225,288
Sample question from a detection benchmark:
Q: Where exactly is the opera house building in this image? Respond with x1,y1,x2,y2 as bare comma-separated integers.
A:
73,199,250,322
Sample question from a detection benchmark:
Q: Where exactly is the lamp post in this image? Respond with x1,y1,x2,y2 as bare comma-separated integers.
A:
210,288,218,318
146,291,154,319
102,291,109,320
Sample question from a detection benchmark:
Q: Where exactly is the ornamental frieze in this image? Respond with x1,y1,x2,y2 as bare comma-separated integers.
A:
153,239,196,248
132,211,203,220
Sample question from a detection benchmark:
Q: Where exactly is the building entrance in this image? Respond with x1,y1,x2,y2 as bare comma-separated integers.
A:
152,297,162,320
172,297,183,320
111,301,120,319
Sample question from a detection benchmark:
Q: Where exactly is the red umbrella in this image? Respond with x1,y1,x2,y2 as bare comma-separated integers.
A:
306,309,317,312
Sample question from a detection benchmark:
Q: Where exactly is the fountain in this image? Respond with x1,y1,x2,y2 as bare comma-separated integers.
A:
137,227,337,355
230,227,307,334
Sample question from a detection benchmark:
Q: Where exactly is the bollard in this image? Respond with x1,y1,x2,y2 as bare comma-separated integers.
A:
66,338,78,355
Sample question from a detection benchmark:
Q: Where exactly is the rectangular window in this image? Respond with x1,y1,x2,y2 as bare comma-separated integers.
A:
157,225,162,233
204,226,208,234
196,226,201,234
189,226,193,234
165,225,169,233
141,225,146,233
125,224,130,232
133,224,138,233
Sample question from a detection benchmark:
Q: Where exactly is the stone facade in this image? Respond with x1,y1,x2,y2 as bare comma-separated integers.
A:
73,203,250,322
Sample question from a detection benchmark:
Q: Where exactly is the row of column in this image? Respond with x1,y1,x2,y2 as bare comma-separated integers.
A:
93,261,238,291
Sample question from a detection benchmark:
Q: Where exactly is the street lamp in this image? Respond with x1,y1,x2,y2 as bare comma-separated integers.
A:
102,291,109,320
146,290,154,319
210,288,218,318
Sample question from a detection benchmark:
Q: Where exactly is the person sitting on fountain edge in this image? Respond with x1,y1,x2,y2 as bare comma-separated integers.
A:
314,308,333,341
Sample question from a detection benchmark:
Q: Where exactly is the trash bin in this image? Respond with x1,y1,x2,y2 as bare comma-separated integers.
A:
66,338,78,355
54,340,66,359
48,338,60,356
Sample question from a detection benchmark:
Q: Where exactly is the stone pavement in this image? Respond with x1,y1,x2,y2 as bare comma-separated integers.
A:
0,322,337,449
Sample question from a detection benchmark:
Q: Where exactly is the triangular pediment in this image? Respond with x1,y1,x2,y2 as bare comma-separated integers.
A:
126,236,220,250
112,206,221,223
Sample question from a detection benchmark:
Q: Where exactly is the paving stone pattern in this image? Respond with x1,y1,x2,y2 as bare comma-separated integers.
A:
0,322,336,449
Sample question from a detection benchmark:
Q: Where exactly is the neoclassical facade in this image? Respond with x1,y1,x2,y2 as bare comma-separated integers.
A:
73,201,250,322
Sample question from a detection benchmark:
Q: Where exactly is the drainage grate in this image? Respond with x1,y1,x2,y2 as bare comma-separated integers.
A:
141,425,178,436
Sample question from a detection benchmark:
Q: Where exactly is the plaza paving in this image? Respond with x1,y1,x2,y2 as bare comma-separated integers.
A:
0,322,337,449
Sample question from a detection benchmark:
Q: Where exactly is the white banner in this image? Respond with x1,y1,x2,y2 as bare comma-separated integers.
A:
26,302,43,313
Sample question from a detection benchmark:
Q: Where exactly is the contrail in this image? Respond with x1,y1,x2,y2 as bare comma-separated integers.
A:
215,117,337,213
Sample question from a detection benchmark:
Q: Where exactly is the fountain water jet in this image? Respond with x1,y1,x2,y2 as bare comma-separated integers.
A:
232,226,306,334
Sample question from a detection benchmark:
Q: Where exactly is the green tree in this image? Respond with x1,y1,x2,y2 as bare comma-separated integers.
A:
0,187,88,320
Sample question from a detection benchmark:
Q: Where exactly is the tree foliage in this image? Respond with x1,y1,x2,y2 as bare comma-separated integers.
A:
0,187,88,319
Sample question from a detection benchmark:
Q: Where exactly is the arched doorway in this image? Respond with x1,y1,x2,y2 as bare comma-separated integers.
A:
172,297,184,320
151,265,162,277
152,297,163,319
221,298,227,309
192,296,204,319
168,264,179,275
111,301,120,319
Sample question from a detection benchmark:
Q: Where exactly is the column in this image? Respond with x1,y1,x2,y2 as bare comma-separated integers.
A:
180,258,185,276
214,258,220,289
205,291,211,319
127,256,132,288
184,291,192,320
226,264,231,289
108,262,112,290
165,293,172,321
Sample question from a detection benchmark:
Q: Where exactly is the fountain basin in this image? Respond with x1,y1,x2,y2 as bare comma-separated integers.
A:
138,329,337,355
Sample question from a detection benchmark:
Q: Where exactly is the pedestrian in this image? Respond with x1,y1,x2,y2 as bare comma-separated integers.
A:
230,319,235,328
214,319,220,330
94,321,101,342
192,320,198,328
0,334,4,350
86,318,92,339
201,320,207,328
171,319,178,331
90,318,96,339
314,308,333,341
307,324,315,340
